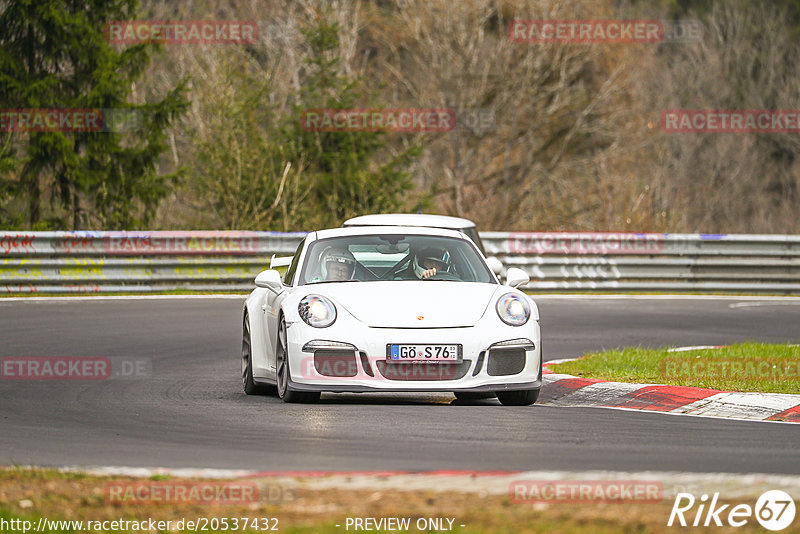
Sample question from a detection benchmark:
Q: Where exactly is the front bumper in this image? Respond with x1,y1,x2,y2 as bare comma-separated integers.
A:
283,319,542,392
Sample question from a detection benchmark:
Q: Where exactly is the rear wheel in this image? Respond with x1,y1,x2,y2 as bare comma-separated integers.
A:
276,316,320,404
242,314,275,395
496,388,539,406
453,391,496,401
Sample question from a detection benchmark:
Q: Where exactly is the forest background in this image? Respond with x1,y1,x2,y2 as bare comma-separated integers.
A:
2,0,799,233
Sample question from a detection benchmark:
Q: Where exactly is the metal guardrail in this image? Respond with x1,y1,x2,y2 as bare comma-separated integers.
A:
485,232,800,292
0,231,305,293
1,230,799,293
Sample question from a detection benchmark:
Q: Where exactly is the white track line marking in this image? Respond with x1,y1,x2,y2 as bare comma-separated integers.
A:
729,301,800,308
666,345,722,352
544,358,581,365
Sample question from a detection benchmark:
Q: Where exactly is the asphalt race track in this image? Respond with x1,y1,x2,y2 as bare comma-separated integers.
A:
1,296,799,474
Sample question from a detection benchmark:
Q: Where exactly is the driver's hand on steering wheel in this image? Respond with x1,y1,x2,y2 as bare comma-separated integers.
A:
420,267,437,279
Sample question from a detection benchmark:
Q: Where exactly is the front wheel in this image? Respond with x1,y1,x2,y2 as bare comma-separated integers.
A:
276,316,320,404
242,314,275,395
496,388,539,406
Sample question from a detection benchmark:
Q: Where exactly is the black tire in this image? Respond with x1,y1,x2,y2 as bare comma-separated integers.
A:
276,315,320,404
242,314,275,395
496,388,539,406
453,391,496,401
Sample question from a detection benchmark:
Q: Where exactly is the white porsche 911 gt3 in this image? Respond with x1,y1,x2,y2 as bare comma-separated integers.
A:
241,226,541,405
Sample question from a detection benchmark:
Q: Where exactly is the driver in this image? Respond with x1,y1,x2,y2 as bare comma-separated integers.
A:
413,247,449,279
321,247,356,281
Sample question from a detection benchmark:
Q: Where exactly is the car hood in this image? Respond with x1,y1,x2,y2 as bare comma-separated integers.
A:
306,281,499,328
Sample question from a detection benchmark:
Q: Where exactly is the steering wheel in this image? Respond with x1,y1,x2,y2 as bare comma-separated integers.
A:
423,270,460,281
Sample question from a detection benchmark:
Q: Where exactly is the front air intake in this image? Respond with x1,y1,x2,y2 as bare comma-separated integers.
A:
486,349,526,376
314,351,358,377
376,361,470,381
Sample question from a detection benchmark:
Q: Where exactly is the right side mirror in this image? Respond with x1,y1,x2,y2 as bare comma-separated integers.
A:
254,269,283,293
485,256,503,275
505,267,530,289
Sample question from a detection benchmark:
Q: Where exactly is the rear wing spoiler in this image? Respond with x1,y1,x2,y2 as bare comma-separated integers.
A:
270,255,293,269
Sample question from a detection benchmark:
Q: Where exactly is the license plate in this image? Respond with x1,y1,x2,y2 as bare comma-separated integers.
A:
387,344,461,363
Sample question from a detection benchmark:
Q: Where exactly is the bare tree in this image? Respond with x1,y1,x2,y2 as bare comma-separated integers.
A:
137,0,800,233
639,1,800,233
368,0,652,230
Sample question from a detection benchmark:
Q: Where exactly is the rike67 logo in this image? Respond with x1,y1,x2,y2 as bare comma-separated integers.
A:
668,490,796,531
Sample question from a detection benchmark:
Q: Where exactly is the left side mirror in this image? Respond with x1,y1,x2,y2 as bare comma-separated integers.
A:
254,269,283,292
505,267,530,289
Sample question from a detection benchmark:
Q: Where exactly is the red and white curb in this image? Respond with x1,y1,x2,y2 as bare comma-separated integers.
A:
541,353,800,423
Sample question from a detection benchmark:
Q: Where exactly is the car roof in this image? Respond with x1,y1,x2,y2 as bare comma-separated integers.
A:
313,225,469,241
343,213,477,230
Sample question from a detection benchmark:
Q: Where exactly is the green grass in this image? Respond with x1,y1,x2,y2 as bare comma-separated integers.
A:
549,342,800,394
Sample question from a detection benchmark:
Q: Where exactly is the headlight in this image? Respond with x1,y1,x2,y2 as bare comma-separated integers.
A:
495,293,530,326
299,295,337,328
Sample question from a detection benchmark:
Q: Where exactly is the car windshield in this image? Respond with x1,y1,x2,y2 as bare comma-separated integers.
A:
460,227,485,255
299,234,495,285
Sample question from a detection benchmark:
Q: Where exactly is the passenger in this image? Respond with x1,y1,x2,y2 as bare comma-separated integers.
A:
322,248,356,281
